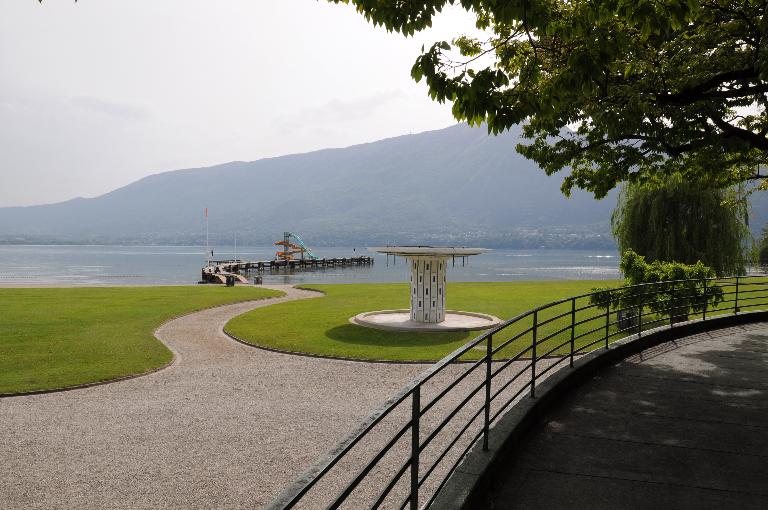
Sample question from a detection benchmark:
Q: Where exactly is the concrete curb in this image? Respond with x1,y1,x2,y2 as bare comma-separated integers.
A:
349,309,502,332
432,310,768,510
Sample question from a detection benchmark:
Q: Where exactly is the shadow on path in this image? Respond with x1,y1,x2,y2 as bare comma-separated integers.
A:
480,325,768,510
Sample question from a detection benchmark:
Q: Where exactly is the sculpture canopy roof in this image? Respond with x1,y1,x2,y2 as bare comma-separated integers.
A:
369,246,490,257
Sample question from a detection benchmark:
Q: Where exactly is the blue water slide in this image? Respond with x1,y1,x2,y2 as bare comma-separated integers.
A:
287,232,320,259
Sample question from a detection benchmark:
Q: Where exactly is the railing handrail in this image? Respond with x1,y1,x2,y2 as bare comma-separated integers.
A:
269,274,765,509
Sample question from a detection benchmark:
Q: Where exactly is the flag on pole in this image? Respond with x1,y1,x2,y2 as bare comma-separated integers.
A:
205,207,208,218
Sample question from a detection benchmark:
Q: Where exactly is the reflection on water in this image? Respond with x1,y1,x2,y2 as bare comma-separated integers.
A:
0,245,621,285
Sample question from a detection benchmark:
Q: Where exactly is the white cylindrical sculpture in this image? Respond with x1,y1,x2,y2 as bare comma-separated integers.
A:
410,257,447,323
350,246,500,332
375,247,490,325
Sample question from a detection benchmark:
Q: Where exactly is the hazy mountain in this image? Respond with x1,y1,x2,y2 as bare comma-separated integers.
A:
2,123,761,248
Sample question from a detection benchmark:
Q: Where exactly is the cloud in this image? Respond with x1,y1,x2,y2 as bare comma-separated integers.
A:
70,96,153,122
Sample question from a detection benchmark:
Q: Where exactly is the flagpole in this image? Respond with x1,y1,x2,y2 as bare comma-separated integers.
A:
205,207,209,267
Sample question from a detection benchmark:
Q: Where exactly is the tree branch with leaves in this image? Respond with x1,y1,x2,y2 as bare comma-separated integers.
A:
330,0,768,198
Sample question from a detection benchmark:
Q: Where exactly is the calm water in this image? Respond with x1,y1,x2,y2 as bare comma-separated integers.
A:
0,245,620,286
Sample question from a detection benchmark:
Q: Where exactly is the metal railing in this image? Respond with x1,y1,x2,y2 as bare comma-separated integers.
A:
270,276,768,510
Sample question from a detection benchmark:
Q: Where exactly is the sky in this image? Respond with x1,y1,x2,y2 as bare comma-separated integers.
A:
0,1,478,207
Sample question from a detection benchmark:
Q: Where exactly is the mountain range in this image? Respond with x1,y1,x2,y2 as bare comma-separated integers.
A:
1,123,764,248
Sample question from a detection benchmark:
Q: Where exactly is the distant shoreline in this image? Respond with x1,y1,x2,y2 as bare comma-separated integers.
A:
0,283,203,289
0,242,618,250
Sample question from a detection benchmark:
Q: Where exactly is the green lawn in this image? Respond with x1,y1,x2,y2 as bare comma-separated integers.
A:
0,286,283,394
225,281,621,362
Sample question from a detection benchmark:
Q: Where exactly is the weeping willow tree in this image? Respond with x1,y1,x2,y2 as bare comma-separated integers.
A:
612,175,752,276
759,224,768,266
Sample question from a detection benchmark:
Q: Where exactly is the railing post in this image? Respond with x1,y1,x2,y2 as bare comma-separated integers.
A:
670,282,675,327
604,296,610,349
531,311,537,398
410,386,420,510
703,278,708,321
569,298,576,368
637,288,643,339
735,276,740,315
483,335,492,451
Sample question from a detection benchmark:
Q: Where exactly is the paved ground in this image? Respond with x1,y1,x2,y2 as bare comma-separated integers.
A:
0,284,556,509
0,286,433,509
481,322,768,510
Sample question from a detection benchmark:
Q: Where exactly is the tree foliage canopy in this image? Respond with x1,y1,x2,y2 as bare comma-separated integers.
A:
611,174,752,275
331,0,768,197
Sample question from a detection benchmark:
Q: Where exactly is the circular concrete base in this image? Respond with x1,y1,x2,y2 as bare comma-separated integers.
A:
350,309,502,332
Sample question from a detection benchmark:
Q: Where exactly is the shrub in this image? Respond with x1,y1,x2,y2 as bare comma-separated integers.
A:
591,250,723,323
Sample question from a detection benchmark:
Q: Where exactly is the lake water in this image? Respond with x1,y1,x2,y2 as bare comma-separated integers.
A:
0,245,621,286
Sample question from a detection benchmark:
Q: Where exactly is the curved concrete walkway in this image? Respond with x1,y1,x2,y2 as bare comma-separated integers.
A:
480,322,768,510
0,285,429,509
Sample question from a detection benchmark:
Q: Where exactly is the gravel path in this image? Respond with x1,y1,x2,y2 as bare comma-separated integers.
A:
0,285,430,509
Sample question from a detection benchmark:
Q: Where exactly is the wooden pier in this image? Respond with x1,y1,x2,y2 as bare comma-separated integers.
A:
200,256,374,284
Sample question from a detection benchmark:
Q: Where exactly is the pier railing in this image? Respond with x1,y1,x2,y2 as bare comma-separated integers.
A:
268,276,768,510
